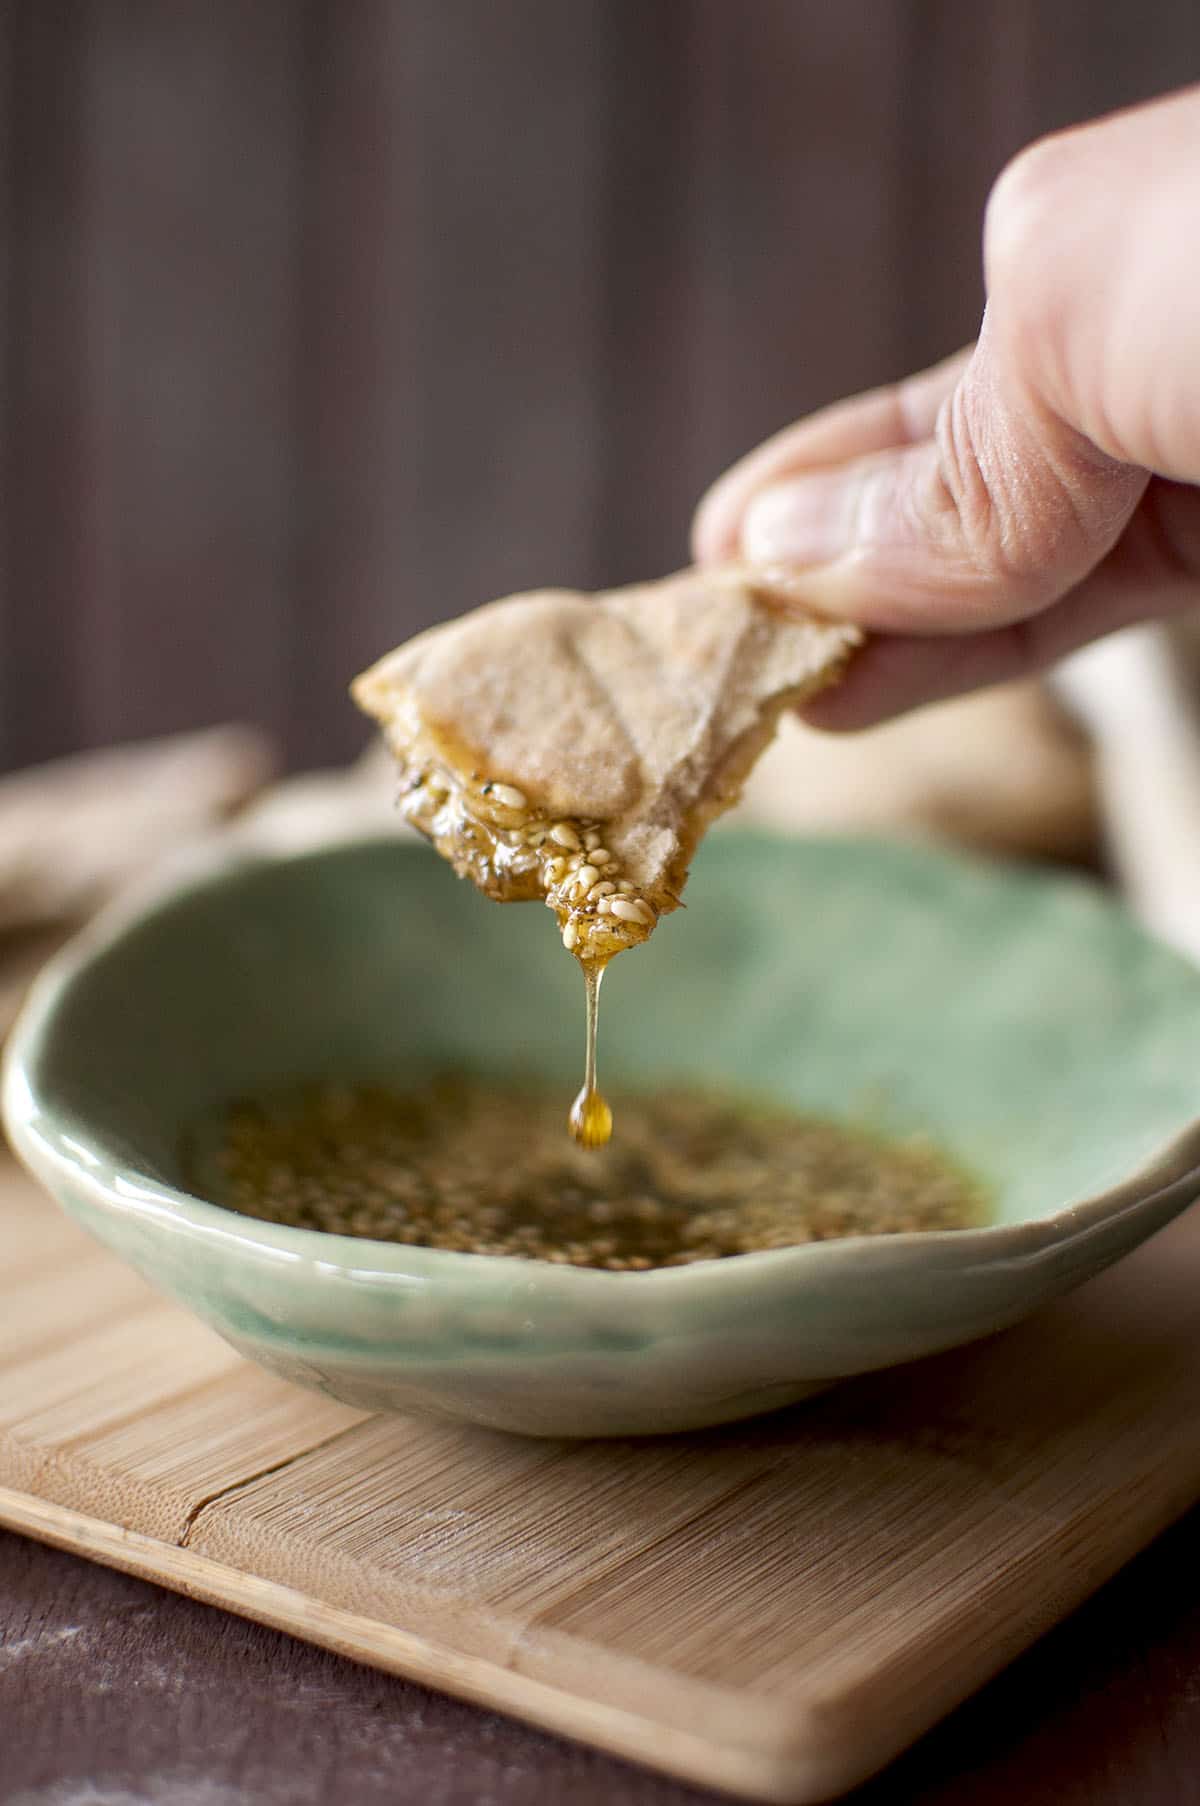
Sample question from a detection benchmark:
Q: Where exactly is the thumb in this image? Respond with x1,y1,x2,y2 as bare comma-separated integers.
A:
741,309,1148,636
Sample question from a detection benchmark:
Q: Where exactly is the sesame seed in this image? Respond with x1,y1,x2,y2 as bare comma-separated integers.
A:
609,897,646,924
575,864,599,892
561,919,579,951
550,823,580,850
617,880,635,894
487,782,528,810
201,1076,986,1269
589,880,615,898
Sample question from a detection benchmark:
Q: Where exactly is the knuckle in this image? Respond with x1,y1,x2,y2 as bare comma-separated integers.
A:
982,140,1081,423
984,130,1080,294
913,379,1054,608
927,385,1011,577
922,371,1119,605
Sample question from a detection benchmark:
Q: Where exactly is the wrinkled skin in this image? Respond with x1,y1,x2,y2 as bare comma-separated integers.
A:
693,84,1200,730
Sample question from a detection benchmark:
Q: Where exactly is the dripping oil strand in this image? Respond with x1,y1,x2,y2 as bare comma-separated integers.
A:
569,960,612,1148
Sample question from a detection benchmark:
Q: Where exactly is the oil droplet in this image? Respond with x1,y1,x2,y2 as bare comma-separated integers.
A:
568,961,612,1148
569,1086,612,1149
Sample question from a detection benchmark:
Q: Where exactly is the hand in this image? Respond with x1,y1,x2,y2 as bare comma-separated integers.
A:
692,85,1200,729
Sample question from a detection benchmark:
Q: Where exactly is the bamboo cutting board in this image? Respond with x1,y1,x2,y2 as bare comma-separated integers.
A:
4,1159,1200,1802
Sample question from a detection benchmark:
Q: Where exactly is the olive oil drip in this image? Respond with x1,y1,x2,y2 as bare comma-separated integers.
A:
569,960,613,1147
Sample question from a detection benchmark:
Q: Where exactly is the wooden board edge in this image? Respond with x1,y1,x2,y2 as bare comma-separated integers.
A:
0,1485,840,1805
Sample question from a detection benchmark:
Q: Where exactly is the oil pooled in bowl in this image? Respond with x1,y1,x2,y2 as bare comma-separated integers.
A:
191,1075,988,1271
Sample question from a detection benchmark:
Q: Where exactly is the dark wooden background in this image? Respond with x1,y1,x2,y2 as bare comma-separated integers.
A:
2,0,1199,773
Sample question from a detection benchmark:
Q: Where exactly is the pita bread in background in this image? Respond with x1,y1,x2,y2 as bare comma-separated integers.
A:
736,679,1098,862
353,567,859,960
233,740,408,856
0,724,275,1046
0,725,274,935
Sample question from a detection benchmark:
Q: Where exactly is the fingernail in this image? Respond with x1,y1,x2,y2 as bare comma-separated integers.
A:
742,472,860,568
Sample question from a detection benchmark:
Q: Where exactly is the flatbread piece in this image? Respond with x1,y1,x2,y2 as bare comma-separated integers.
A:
352,567,859,961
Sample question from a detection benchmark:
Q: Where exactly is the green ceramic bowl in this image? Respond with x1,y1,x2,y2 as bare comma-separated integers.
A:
6,832,1200,1437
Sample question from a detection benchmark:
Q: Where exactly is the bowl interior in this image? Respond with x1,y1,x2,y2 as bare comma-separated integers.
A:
17,833,1200,1229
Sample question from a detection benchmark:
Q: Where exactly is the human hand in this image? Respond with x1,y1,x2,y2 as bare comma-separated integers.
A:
692,85,1200,729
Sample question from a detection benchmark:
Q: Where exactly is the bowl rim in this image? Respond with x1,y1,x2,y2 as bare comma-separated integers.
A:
6,828,1200,1297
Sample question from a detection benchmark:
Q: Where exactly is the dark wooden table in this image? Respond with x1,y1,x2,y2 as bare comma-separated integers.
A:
3,1507,1200,1805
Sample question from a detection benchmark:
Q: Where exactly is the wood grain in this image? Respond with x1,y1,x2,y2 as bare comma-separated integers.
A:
76,0,306,752
290,0,423,767
3,0,98,769
4,1157,1200,1801
9,1512,1200,1806
4,1,1200,772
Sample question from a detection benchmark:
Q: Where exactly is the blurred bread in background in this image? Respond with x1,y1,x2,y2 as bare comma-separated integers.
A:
736,679,1099,863
0,727,274,1041
0,674,1104,1046
0,726,274,935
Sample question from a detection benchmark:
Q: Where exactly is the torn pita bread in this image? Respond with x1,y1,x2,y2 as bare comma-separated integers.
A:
352,567,859,962
0,726,273,935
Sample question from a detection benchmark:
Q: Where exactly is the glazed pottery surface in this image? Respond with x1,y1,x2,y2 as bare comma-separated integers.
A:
6,832,1200,1436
